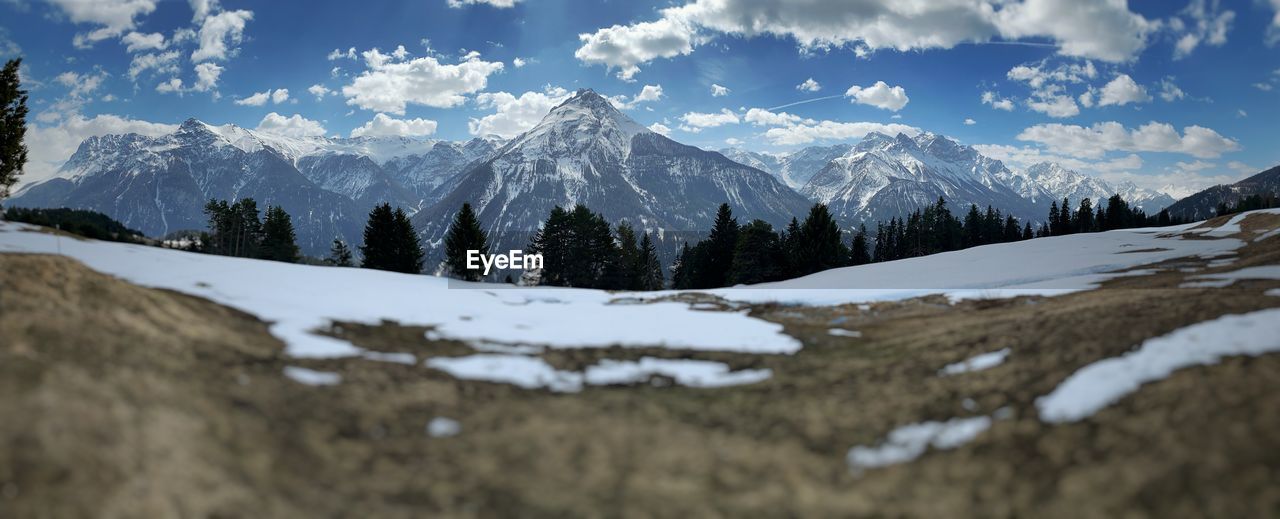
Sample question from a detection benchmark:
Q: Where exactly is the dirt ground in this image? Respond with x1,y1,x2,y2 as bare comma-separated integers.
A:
2,214,1279,518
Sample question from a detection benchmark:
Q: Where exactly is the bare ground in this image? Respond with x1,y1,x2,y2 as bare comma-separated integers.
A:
2,215,1279,517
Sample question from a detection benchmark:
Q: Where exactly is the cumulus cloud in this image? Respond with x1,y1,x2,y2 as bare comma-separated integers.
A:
343,47,504,114
121,31,166,52
234,88,289,106
648,122,673,136
982,91,1015,111
975,143,1143,176
574,16,696,81
678,109,740,132
1171,0,1234,59
743,107,810,127
1016,121,1240,159
255,112,326,138
711,83,730,96
610,84,664,110
762,120,920,146
19,113,177,190
1097,74,1150,106
350,113,438,138
1269,0,1280,46
192,62,222,91
46,0,158,48
573,0,1156,79
964,118,976,125
795,78,821,92
308,84,332,100
512,57,526,68
328,47,357,60
1157,77,1186,101
468,86,572,138
845,81,909,111
191,8,253,62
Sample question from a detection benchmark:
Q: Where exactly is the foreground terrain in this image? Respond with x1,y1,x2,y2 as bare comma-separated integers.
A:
2,211,1279,517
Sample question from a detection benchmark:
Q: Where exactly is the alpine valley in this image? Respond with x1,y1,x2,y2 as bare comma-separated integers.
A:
9,89,1180,260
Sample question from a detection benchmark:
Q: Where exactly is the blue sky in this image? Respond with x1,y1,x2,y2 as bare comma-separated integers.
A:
3,0,1279,196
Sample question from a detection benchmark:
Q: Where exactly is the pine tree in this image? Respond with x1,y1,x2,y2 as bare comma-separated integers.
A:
1002,215,1020,243
791,203,848,276
605,221,641,290
328,238,353,266
528,206,571,286
1076,198,1094,233
202,198,263,258
1022,221,1033,240
1047,200,1060,236
259,205,300,263
0,59,28,201
729,219,783,285
780,217,801,278
963,204,982,247
850,224,871,265
691,203,739,288
361,203,423,274
670,241,692,289
1058,197,1073,235
637,232,664,290
443,202,490,281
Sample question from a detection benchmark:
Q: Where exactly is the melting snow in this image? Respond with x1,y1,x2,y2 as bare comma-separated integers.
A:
426,354,771,392
1036,308,1280,423
426,417,462,438
939,348,1010,375
846,416,992,472
1184,265,1280,289
828,328,862,338
283,366,342,386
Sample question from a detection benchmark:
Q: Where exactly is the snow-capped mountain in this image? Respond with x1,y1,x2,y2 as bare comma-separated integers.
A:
799,132,1040,224
411,89,813,261
7,119,501,255
720,144,851,190
999,162,1176,212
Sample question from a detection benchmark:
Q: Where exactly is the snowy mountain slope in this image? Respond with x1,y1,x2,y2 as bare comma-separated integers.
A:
411,89,813,260
1165,165,1280,221
800,132,1040,224
7,119,501,255
720,144,850,190
999,162,1177,212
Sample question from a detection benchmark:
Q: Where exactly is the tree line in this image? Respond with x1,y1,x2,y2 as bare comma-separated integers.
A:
1216,193,1279,217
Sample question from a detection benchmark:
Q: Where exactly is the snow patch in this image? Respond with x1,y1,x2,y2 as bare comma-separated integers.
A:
828,328,862,338
1036,308,1280,423
426,354,771,392
939,348,1010,375
427,417,462,438
283,366,342,386
846,416,992,472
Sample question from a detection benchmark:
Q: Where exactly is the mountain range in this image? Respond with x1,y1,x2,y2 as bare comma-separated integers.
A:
9,88,1188,261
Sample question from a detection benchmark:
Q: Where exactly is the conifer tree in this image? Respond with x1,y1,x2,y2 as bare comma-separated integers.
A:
850,224,871,265
1048,200,1060,236
1058,197,1073,235
1002,215,1020,242
670,241,692,289
1022,221,1034,241
728,219,783,285
259,205,300,263
328,238,353,266
637,232,665,290
528,206,571,286
963,204,982,247
689,203,739,288
0,58,28,201
790,203,848,276
1076,198,1094,233
361,203,423,274
605,221,641,290
443,202,490,281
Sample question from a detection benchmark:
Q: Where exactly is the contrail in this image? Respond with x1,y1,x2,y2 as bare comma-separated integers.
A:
767,94,843,111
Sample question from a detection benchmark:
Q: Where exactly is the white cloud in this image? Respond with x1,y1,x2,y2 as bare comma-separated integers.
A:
46,0,158,48
234,88,289,106
1227,161,1255,174
678,109,740,132
121,31,166,52
155,77,184,94
1269,0,1280,46
609,84,665,110
512,57,526,68
350,113,437,138
1157,77,1186,101
189,0,217,22
328,47,357,60
55,70,108,98
1172,159,1215,173
342,48,504,114
1026,94,1079,118
447,0,520,7
191,8,253,62
574,16,696,80
192,62,222,91
1236,109,1247,118
795,78,821,92
648,122,672,136
981,91,1014,111
762,120,920,146
975,143,1143,176
468,86,571,138
743,107,810,127
308,84,332,100
1006,60,1096,89
1016,121,1241,159
1254,82,1274,92
254,112,326,138
964,118,976,125
1171,0,1234,59
844,81,909,111
19,113,177,189
573,0,1156,79
724,137,743,146
710,83,730,96
1097,74,1150,106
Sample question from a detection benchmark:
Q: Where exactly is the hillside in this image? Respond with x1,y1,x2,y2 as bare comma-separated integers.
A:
1166,165,1280,221
3,210,1279,515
